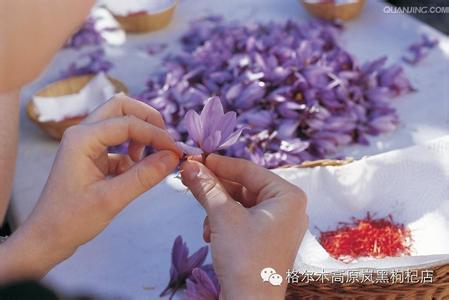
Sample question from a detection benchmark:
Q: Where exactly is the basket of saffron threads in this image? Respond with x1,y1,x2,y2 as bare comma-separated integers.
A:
318,212,413,263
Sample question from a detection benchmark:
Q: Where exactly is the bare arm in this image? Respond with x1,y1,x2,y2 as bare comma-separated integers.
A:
0,0,95,92
0,0,95,279
0,91,20,221
0,0,95,222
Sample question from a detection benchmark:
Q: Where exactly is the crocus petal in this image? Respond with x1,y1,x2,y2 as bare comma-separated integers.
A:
218,112,237,140
218,128,243,150
185,268,219,300
200,97,224,129
186,246,209,272
277,120,300,139
202,131,222,153
225,83,243,101
184,110,203,144
171,236,189,274
235,82,266,109
240,110,273,128
176,142,203,155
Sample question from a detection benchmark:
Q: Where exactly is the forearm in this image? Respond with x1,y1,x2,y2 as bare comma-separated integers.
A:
222,272,286,300
0,219,72,283
0,0,95,91
0,91,20,222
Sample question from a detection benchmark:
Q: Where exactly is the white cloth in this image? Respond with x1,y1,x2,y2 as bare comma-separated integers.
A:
33,72,116,122
273,136,449,272
92,7,126,46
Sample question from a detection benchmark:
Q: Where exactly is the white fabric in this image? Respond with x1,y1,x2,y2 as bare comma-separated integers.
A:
33,72,116,122
93,7,126,46
273,136,449,272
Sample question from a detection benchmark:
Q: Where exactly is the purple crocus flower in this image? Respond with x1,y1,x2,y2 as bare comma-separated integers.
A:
185,268,220,300
64,17,104,49
160,236,209,299
177,97,243,156
402,34,439,65
139,43,168,56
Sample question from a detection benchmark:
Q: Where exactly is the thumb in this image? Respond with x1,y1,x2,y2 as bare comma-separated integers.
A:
181,160,237,218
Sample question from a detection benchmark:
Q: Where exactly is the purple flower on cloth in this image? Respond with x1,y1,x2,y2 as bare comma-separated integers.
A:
139,43,168,55
64,17,104,49
185,268,220,300
160,236,209,299
402,34,439,65
176,97,243,156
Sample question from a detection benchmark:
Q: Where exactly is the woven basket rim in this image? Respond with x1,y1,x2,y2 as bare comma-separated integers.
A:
110,0,177,17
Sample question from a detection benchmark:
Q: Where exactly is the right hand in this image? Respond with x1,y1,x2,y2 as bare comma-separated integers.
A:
181,155,308,300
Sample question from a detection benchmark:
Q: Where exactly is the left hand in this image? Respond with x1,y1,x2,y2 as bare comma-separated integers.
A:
0,95,181,281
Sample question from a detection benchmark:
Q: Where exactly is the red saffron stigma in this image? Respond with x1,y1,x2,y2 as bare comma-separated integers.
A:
318,213,412,262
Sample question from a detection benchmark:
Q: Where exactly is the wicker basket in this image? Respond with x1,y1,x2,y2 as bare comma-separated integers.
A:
285,159,449,299
26,74,128,140
301,0,366,21
113,1,177,33
286,264,449,299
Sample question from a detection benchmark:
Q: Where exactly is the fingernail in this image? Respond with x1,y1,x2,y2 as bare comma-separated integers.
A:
175,143,185,158
139,147,146,160
182,162,200,182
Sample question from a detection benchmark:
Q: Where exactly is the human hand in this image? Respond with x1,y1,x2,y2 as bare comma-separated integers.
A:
0,95,180,281
0,0,95,92
181,155,308,300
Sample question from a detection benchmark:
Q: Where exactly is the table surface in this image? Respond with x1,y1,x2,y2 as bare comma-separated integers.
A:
11,0,449,299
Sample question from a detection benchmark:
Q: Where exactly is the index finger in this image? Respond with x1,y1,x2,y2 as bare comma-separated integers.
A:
205,154,297,198
83,94,166,129
69,116,181,157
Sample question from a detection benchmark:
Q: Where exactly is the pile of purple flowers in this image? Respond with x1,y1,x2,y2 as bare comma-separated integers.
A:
59,49,113,80
64,17,105,49
138,16,413,168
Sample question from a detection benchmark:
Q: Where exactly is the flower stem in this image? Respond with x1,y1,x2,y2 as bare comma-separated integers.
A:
201,153,210,164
